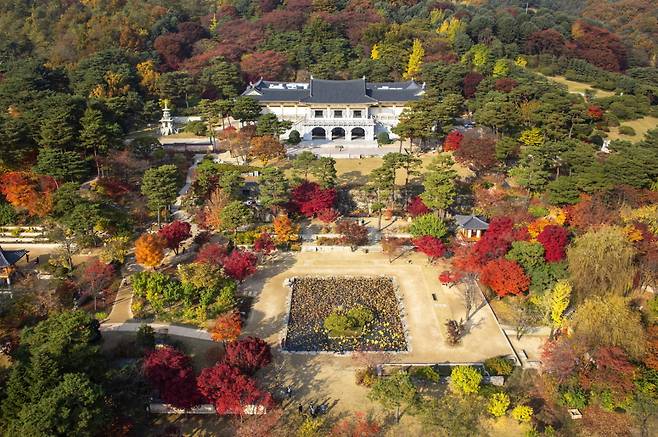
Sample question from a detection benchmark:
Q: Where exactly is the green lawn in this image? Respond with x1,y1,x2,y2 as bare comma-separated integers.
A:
539,74,615,98
608,116,658,142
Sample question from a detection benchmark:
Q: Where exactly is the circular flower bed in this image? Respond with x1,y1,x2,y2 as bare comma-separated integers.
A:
285,277,407,352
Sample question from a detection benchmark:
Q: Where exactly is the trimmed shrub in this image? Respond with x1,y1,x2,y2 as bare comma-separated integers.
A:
183,121,208,136
377,131,392,145
511,405,533,423
618,125,636,136
487,392,510,417
287,130,301,144
484,357,514,376
410,366,440,383
449,365,482,395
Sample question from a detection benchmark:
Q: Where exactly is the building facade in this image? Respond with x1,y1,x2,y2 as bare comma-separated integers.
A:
242,77,424,142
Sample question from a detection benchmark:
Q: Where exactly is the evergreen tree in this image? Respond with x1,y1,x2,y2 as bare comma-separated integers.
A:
232,96,262,126
421,154,457,218
141,164,179,226
256,113,292,137
258,166,289,210
311,156,337,188
79,107,116,176
292,151,317,180
34,148,88,184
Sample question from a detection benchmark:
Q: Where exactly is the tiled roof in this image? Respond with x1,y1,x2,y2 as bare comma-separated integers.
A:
242,78,424,104
454,215,490,230
0,247,27,268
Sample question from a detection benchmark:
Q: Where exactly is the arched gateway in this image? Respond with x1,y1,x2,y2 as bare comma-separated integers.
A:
351,127,365,140
311,127,326,139
331,127,345,140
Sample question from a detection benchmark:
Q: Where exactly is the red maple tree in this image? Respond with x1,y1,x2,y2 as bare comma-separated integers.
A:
439,270,463,286
479,258,530,297
196,243,228,265
253,232,275,255
222,250,258,282
290,181,336,217
462,72,484,98
413,236,446,263
443,130,464,152
541,338,581,384
579,347,636,397
224,336,272,375
143,346,202,409
211,311,242,343
452,216,524,272
588,105,603,120
240,50,290,82
317,207,341,224
158,220,192,255
407,196,430,217
0,171,56,217
494,78,518,92
536,225,569,262
81,259,115,311
197,363,273,414
336,220,369,247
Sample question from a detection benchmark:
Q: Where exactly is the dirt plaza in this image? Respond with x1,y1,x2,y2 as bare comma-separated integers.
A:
240,250,514,413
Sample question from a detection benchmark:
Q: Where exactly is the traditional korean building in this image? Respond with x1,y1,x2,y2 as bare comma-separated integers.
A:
0,246,27,285
242,77,424,142
454,215,489,242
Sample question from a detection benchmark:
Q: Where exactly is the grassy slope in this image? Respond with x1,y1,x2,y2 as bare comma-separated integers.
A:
608,116,658,142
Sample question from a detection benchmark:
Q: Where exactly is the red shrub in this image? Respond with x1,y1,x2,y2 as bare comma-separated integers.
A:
143,347,202,408
196,243,227,265
443,130,464,152
158,220,192,255
413,236,446,262
290,181,336,217
407,196,430,217
222,250,257,281
224,337,272,375
197,363,273,414
536,225,569,262
480,258,530,297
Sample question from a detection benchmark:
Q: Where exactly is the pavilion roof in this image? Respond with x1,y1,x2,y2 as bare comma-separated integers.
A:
0,246,27,268
454,215,490,230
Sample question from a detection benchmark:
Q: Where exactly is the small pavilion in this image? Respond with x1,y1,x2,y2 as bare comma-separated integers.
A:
454,215,489,242
0,246,28,286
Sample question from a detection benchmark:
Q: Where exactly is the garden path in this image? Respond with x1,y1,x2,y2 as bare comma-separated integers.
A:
101,321,212,340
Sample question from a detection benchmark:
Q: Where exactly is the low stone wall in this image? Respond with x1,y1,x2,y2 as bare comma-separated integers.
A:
300,245,382,253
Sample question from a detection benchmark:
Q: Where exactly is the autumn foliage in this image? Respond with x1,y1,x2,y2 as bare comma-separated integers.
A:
0,171,57,217
273,213,300,244
413,236,446,262
443,130,463,152
407,196,430,217
453,216,526,272
197,363,273,414
536,225,569,262
221,250,257,282
157,220,192,255
195,243,228,265
224,337,272,375
330,412,382,437
253,232,275,255
290,181,336,217
480,258,530,297
143,346,202,408
211,311,242,342
135,233,165,268
317,207,340,224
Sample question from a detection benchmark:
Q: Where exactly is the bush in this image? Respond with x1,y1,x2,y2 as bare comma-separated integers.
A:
606,113,620,126
355,367,378,387
618,125,636,136
94,311,108,320
444,319,465,346
527,205,549,218
136,324,156,351
484,357,514,376
409,214,448,239
0,202,17,226
511,405,533,423
449,365,482,395
377,131,392,145
287,130,301,144
234,229,260,245
323,305,374,338
410,366,440,383
487,392,510,417
559,387,588,409
183,121,208,136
